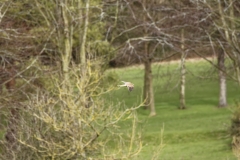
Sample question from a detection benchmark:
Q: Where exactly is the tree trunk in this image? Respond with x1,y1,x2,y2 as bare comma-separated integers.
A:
218,49,227,107
76,0,83,64
179,55,186,109
179,29,186,109
80,0,89,66
61,0,72,88
143,62,149,110
149,71,156,116
142,41,156,116
142,0,155,116
143,58,156,116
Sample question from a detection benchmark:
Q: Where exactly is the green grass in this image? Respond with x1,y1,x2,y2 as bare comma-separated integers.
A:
106,60,240,160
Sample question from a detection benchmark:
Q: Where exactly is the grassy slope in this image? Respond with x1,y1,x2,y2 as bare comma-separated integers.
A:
107,60,240,160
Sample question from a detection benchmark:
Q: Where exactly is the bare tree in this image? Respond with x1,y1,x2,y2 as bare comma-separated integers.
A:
199,0,240,107
142,0,156,116
216,0,240,86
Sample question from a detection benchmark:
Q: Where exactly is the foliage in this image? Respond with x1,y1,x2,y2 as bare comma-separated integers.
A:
0,61,145,159
1,0,240,159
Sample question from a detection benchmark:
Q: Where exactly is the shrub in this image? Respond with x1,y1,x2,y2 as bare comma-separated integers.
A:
0,63,143,160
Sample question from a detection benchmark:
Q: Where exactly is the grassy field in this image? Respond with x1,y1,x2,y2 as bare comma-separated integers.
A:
107,59,240,160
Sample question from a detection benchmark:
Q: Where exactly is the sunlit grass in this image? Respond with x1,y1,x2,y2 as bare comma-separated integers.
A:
107,59,240,160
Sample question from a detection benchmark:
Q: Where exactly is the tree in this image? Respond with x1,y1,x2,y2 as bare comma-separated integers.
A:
198,0,240,107
106,0,168,116
0,1,149,159
216,0,240,86
141,0,156,116
180,29,186,109
209,0,228,108
107,0,216,112
166,0,228,108
202,0,240,156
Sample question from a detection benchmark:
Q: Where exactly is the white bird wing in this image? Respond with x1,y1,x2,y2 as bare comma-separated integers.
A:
119,81,134,91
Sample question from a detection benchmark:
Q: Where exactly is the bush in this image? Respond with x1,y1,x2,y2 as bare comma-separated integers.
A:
0,63,143,160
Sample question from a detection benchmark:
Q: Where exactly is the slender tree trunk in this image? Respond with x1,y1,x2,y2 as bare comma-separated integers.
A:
179,29,186,109
76,0,83,64
218,49,227,107
61,0,72,88
80,0,89,66
143,41,149,109
149,68,156,116
179,54,186,109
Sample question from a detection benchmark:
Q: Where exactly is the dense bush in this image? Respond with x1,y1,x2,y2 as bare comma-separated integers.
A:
0,63,143,160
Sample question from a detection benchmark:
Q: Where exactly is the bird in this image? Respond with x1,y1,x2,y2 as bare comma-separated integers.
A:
118,81,134,92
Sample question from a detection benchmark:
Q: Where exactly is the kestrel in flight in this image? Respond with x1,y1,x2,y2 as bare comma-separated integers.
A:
118,81,134,92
